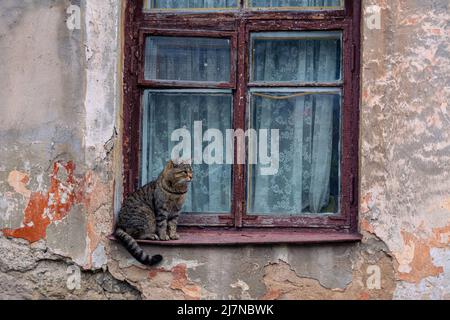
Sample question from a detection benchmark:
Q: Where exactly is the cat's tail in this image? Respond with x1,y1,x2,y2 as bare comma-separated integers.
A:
114,228,163,266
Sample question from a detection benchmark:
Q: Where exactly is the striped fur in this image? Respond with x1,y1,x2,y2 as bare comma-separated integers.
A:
115,228,162,266
115,160,192,266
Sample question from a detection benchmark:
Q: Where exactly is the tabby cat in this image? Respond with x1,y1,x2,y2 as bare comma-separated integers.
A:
115,160,193,266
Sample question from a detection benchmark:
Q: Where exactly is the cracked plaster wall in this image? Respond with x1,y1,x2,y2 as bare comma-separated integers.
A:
0,0,448,300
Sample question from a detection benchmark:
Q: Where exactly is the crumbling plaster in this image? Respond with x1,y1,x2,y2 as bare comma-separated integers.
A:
0,0,448,300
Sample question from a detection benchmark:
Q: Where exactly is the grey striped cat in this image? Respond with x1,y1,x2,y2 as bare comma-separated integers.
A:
115,160,193,265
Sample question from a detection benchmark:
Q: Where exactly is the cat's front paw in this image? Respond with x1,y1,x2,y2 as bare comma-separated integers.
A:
145,234,159,241
159,234,170,241
169,234,180,240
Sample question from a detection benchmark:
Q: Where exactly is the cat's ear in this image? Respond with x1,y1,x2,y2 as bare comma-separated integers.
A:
166,159,175,169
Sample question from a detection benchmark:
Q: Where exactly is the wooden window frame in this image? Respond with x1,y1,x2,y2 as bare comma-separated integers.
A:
122,0,362,245
138,29,238,89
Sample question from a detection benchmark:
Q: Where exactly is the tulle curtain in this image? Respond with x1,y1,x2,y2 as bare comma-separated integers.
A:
248,92,340,215
147,0,237,9
144,37,231,82
249,0,342,7
142,91,232,214
141,30,342,216
142,35,233,214
146,0,340,9
248,31,341,215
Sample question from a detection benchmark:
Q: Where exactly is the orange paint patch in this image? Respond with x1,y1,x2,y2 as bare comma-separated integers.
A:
148,267,166,279
398,230,446,283
170,264,201,300
7,171,32,198
362,89,369,102
181,285,202,300
170,264,188,288
2,162,87,243
358,292,370,300
430,29,442,36
80,172,103,267
20,175,30,184
147,264,202,299
360,192,373,214
401,17,420,26
3,192,50,243
360,218,375,234
261,289,282,300
430,225,450,247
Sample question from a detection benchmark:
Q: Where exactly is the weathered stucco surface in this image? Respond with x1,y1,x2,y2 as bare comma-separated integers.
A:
0,0,448,299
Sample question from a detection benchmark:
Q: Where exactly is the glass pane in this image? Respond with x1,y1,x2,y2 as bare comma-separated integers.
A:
251,31,342,83
145,0,238,10
142,90,232,214
248,0,342,9
247,89,341,216
145,36,231,83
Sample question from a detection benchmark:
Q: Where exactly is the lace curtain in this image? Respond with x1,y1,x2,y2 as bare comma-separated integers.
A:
248,31,341,215
249,0,341,7
248,92,341,215
146,0,339,9
142,91,232,214
142,35,233,214
147,0,237,9
144,37,231,82
141,31,342,216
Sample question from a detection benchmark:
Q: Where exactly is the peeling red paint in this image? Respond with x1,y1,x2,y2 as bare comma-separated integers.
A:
1,162,87,243
7,170,32,198
20,175,30,185
146,264,202,300
360,192,373,215
2,192,49,243
398,229,447,283
148,268,166,279
430,225,450,247
170,264,188,289
81,172,109,268
360,218,375,234
358,292,370,300
261,289,282,300
170,264,201,300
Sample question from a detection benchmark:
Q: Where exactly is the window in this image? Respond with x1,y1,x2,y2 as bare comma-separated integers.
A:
247,0,343,10
144,0,239,10
123,0,361,244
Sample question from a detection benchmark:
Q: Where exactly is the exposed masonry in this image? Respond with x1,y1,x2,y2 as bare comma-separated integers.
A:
0,0,449,299
0,237,140,300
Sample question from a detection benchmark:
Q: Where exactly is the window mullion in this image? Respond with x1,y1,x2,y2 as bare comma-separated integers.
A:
231,19,248,228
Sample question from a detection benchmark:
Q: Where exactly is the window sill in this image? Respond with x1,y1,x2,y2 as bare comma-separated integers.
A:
109,229,362,246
